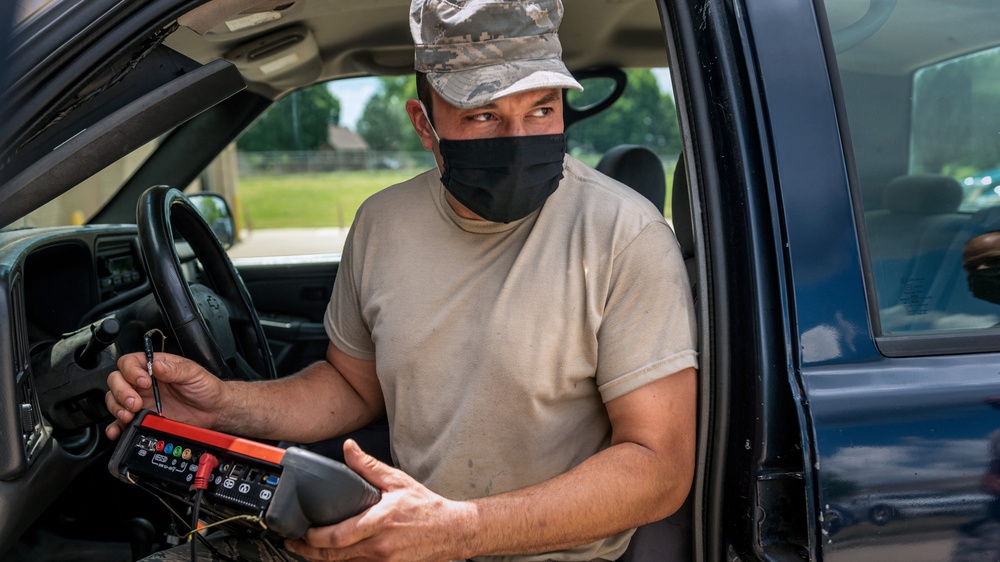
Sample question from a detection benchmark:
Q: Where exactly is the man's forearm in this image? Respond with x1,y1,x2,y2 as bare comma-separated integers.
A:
213,360,381,443
456,441,692,559
453,369,697,559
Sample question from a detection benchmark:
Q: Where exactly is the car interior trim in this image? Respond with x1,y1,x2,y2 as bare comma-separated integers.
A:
0,59,246,229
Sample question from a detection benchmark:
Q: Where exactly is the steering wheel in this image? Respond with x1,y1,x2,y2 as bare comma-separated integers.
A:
136,185,276,381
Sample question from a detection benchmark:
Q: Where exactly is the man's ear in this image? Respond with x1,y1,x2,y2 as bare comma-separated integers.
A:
405,99,436,151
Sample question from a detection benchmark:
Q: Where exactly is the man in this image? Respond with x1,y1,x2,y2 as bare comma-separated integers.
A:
106,0,698,560
964,230,1000,305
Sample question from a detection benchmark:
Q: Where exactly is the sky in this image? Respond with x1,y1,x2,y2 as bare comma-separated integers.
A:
328,68,675,131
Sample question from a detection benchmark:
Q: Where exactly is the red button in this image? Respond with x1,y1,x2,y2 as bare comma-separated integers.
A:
155,440,165,452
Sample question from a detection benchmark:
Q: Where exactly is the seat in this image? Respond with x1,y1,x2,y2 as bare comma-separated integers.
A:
597,145,695,562
671,155,698,296
596,144,667,212
864,174,968,332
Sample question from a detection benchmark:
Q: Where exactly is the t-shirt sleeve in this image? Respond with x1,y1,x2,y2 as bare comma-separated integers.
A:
596,221,698,402
324,223,377,361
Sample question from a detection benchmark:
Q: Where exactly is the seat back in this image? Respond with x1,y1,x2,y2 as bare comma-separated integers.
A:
671,156,697,295
864,174,967,332
596,144,666,212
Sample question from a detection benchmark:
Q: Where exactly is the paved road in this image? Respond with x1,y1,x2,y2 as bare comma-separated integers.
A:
228,228,350,258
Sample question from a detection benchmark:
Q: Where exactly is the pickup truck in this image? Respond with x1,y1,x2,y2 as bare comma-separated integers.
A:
0,0,998,560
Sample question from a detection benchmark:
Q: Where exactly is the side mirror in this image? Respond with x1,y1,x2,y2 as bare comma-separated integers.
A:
188,192,236,249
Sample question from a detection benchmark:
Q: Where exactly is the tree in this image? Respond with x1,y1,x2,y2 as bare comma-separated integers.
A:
567,69,680,156
356,76,425,152
354,70,681,158
237,84,341,152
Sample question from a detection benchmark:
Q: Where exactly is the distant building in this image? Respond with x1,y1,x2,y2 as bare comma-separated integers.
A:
323,125,369,169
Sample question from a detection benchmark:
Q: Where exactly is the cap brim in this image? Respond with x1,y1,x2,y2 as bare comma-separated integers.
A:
427,58,583,109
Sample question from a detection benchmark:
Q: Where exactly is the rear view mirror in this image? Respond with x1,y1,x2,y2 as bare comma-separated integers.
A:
563,68,627,129
566,77,618,111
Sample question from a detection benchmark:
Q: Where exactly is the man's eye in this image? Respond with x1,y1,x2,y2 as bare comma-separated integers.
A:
470,113,494,122
529,107,553,118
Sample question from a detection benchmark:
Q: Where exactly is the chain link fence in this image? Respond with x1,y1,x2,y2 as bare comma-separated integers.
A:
237,150,438,175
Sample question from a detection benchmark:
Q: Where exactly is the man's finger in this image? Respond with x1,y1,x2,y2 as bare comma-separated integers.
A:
106,371,144,414
343,439,399,490
300,500,380,550
105,419,124,440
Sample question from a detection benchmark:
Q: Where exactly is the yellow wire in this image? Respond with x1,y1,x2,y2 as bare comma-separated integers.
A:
181,514,265,540
126,471,267,540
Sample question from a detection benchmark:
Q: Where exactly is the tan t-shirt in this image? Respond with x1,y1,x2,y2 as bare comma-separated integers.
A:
325,155,697,561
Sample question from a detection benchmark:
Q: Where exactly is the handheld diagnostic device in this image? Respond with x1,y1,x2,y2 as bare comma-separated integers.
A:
109,410,380,540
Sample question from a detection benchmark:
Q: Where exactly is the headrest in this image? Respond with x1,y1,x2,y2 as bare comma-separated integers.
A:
596,145,666,212
883,174,963,215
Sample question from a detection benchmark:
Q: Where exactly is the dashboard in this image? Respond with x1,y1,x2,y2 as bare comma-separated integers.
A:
0,226,150,480
0,221,334,557
0,225,154,548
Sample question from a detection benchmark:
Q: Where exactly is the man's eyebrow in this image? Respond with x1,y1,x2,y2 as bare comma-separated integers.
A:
532,91,562,106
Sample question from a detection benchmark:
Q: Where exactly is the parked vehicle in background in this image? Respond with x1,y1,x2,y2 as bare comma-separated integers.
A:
1,1,999,561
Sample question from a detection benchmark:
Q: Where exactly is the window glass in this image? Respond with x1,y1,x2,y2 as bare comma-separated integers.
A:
823,1,1000,335
225,70,679,258
910,47,1000,213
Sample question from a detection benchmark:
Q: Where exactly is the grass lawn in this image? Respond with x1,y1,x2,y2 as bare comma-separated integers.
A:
236,169,417,229
236,163,674,230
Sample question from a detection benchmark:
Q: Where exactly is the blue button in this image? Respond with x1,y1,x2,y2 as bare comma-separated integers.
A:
164,443,174,454
264,475,279,486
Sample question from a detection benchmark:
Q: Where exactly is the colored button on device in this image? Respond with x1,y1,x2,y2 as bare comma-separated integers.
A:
155,440,165,452
173,446,183,457
164,443,174,454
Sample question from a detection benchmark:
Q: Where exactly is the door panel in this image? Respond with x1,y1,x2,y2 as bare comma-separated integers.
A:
232,256,338,376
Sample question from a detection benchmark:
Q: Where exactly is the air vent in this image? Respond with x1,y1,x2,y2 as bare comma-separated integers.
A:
10,270,47,463
10,271,26,374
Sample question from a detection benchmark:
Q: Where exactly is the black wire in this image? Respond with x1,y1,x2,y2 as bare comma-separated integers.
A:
191,488,203,562
127,473,265,562
193,533,243,562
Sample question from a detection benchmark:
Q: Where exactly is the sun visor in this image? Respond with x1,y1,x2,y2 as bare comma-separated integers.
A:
178,0,299,35
224,26,321,89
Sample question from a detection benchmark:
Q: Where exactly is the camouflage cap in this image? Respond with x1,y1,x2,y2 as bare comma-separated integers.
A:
410,0,583,109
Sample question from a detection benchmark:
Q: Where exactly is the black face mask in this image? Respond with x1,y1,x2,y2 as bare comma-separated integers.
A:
969,268,1000,305
438,133,566,224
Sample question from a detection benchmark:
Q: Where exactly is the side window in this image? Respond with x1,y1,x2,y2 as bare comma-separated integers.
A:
824,3,1000,336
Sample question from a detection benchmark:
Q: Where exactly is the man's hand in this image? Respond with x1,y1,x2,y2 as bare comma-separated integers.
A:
105,352,225,440
285,439,476,562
